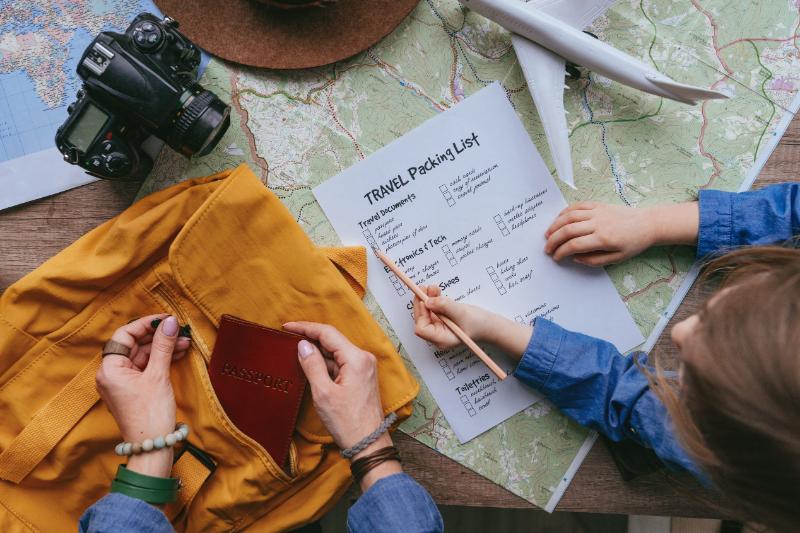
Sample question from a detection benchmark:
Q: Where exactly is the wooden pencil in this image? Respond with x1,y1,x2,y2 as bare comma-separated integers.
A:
375,250,508,381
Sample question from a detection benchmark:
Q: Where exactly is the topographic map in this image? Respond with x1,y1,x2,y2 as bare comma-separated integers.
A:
140,0,797,511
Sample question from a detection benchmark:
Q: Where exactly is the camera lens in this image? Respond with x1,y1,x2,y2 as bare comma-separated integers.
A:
169,90,231,157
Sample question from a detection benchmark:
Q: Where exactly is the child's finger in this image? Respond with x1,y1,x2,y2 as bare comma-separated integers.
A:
554,201,598,219
413,295,434,329
573,251,626,267
553,204,574,220
570,201,599,211
553,234,605,261
423,285,440,298
425,296,459,321
412,295,424,320
545,221,595,254
545,209,593,238
413,315,437,341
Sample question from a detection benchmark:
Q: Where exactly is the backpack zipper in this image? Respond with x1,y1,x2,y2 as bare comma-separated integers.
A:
152,283,212,364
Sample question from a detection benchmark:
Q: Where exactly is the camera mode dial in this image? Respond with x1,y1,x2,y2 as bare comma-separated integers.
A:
132,21,163,51
104,152,131,174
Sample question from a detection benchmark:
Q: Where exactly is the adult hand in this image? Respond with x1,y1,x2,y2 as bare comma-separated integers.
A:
96,314,191,478
283,321,402,491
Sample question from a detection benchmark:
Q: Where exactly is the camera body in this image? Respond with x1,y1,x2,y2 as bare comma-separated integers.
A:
56,13,230,180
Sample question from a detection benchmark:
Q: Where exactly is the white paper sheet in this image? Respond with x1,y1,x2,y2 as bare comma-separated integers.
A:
314,83,643,442
0,148,98,211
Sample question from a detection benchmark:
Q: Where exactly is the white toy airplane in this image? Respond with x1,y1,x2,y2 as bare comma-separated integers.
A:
460,0,728,188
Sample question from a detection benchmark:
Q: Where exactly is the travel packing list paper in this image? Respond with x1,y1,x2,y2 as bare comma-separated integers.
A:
314,83,643,443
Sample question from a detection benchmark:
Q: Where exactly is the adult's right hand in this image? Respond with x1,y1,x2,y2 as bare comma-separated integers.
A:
282,322,386,451
282,322,402,490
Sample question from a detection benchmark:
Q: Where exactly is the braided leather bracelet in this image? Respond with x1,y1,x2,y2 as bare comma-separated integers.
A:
340,412,398,459
350,446,402,485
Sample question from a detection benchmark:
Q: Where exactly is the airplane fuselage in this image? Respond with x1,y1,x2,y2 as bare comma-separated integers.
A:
461,0,727,105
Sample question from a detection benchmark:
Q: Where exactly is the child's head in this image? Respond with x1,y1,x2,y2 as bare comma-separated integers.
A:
655,246,800,530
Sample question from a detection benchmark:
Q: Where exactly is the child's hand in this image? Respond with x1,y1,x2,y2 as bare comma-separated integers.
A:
544,202,657,266
413,286,534,361
412,286,492,350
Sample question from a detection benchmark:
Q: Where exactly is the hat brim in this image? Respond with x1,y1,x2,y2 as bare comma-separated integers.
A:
154,0,422,69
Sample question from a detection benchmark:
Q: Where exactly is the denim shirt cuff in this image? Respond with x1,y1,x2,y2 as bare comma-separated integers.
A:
79,493,172,533
512,317,564,390
347,473,442,533
697,189,734,259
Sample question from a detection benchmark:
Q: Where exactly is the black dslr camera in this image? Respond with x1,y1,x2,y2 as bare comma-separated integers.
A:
55,13,230,180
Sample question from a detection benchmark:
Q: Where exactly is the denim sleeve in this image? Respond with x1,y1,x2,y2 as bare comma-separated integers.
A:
513,318,703,479
347,473,443,533
78,493,173,533
697,183,800,258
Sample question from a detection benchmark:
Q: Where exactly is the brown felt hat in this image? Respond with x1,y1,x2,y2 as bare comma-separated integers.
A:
154,0,421,69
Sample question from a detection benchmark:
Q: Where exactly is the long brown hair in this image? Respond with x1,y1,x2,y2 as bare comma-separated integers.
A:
649,246,800,532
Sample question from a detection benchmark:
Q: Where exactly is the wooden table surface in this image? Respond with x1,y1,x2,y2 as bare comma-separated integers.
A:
2,118,798,517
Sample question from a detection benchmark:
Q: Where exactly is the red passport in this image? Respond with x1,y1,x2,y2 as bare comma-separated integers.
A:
208,314,308,469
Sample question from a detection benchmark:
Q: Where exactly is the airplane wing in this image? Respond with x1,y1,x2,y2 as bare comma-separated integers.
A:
512,36,575,187
511,0,616,187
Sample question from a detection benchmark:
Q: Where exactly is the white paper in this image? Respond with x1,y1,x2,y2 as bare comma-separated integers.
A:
0,148,98,211
314,83,643,442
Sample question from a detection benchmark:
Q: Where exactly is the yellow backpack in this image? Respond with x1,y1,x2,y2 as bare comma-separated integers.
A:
0,165,418,532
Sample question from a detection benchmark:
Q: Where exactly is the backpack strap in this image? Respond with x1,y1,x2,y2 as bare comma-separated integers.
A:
0,355,101,483
164,442,216,520
0,355,215,522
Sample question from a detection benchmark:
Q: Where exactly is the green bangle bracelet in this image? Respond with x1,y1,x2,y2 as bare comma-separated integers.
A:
116,465,180,491
110,479,177,504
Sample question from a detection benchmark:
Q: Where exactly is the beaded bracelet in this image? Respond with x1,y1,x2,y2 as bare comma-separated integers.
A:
340,413,397,459
114,423,190,456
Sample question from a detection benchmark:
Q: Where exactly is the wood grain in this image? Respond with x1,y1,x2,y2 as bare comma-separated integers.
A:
1,115,798,515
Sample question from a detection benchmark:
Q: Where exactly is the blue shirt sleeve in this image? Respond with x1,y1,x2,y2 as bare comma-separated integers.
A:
697,183,800,258
514,318,703,479
79,493,173,533
347,473,443,533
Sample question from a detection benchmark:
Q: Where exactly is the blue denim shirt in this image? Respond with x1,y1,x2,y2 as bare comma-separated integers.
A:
79,473,443,532
79,184,798,532
515,183,800,480
346,473,443,532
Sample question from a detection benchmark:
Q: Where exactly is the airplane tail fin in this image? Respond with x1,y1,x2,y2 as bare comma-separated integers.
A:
646,75,729,105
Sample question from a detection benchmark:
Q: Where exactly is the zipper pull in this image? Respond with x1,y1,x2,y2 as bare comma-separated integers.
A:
151,318,192,338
